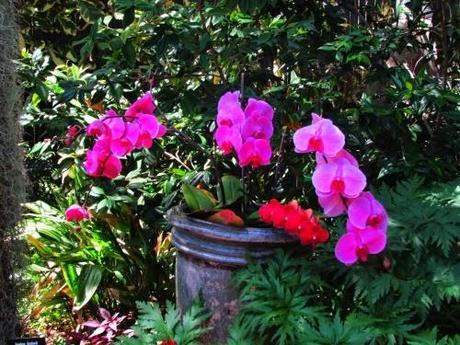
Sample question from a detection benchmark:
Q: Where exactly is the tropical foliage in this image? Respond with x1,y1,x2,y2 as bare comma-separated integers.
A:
16,0,460,343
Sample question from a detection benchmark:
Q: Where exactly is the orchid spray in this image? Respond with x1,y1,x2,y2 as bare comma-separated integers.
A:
65,82,388,266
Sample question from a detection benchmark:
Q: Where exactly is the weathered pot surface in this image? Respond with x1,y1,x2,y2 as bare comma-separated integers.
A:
167,206,298,344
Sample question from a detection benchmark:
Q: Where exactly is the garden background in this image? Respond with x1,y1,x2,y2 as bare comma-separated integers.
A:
5,0,460,344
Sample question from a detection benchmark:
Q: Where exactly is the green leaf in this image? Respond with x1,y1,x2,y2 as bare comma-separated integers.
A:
73,265,102,311
181,184,217,213
221,175,243,206
78,0,103,23
61,264,78,296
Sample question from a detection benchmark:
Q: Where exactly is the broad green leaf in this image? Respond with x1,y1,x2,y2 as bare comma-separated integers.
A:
220,175,243,206
61,264,79,296
73,265,102,311
181,184,217,213
78,0,103,23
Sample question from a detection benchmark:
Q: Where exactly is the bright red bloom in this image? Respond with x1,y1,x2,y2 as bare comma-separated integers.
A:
273,200,301,229
299,223,330,246
259,200,329,247
160,340,177,345
258,199,284,224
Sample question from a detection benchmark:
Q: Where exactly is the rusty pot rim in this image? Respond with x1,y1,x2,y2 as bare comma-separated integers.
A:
166,205,298,244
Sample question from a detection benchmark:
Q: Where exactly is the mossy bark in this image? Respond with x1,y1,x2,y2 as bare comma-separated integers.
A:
0,0,25,342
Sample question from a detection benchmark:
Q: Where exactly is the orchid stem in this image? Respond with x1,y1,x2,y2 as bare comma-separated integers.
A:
169,128,225,205
239,72,247,213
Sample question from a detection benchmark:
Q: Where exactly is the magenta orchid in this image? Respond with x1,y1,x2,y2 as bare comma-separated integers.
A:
335,228,387,265
293,113,345,156
312,159,367,199
214,91,274,167
347,192,388,232
77,89,388,267
215,126,242,155
216,91,245,128
124,92,156,120
237,138,272,168
83,93,165,179
315,149,359,167
294,113,388,265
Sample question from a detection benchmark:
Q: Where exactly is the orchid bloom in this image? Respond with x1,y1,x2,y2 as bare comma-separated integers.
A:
124,92,156,119
83,92,166,179
237,138,272,168
312,158,367,199
347,192,388,232
214,91,275,167
293,113,345,156
215,125,242,155
315,149,359,167
83,138,122,179
216,91,245,128
335,228,387,265
86,119,107,137
244,98,274,120
241,114,273,141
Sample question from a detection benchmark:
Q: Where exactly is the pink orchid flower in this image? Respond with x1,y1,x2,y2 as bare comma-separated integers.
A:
312,158,367,199
216,91,245,128
215,125,242,155
124,92,156,119
86,120,107,137
335,228,387,265
83,144,122,179
347,192,388,232
316,149,359,167
317,192,348,217
110,122,140,156
293,113,345,156
241,114,273,141
237,138,272,168
65,204,89,222
244,98,274,121
102,155,123,179
104,113,126,141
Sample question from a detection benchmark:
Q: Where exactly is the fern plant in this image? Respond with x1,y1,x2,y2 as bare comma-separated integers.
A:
116,298,210,345
229,177,460,345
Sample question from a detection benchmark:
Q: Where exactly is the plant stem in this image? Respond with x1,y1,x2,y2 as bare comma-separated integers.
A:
169,128,225,204
272,126,287,195
239,73,247,212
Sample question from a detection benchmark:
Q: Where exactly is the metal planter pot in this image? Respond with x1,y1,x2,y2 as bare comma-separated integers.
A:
167,206,298,344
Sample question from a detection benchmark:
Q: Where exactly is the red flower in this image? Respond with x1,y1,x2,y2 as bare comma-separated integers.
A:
299,224,329,246
258,199,284,224
161,340,177,345
259,199,329,247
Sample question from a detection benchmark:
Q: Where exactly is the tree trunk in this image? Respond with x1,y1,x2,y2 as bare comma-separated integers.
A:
0,0,25,342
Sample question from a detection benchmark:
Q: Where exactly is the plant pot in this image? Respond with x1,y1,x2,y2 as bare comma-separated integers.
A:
167,206,298,344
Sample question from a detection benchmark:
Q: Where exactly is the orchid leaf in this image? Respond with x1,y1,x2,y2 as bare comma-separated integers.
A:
181,184,217,213
220,175,243,206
